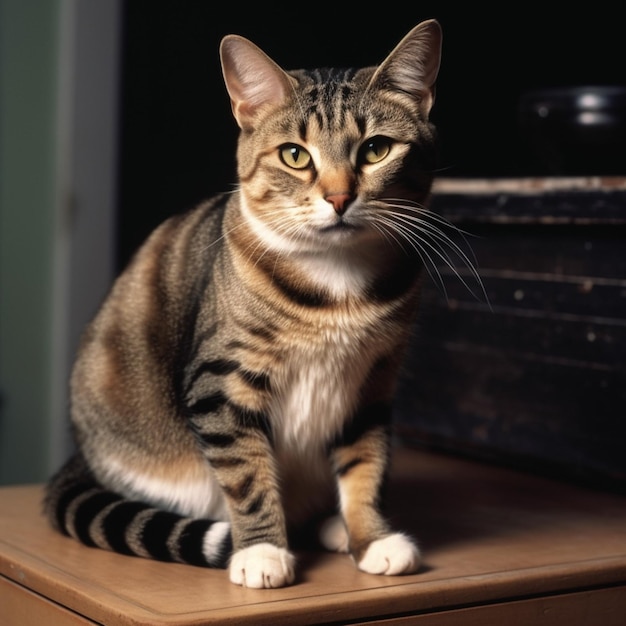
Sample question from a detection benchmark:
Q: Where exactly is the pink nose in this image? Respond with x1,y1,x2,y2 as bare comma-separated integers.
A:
325,193,353,215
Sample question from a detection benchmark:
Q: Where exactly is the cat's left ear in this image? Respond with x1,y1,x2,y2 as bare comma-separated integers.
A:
220,35,296,130
370,19,442,118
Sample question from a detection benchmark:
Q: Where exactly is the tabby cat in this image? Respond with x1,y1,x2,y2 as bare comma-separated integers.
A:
44,19,443,588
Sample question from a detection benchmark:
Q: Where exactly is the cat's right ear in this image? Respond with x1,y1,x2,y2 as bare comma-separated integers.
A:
220,36,296,130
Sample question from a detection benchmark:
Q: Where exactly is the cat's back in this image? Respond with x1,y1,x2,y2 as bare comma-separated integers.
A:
70,195,230,454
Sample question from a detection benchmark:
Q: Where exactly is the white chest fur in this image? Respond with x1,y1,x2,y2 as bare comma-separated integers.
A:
294,251,372,300
271,329,372,453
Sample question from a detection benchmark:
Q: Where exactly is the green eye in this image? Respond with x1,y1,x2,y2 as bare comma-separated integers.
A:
360,136,392,164
279,144,312,169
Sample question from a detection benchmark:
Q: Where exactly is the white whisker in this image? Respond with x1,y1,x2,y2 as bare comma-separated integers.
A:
370,199,490,306
389,212,485,300
372,213,450,298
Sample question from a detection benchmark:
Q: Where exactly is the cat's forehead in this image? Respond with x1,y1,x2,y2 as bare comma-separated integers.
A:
230,68,371,153
288,67,373,97
283,66,378,134
293,67,360,83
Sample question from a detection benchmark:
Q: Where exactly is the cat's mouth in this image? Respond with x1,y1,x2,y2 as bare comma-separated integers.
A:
320,222,360,233
319,218,362,234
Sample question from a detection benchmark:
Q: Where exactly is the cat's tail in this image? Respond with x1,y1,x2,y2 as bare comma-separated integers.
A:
43,453,233,568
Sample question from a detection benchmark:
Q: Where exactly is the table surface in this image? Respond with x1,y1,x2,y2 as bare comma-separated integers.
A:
1,447,626,625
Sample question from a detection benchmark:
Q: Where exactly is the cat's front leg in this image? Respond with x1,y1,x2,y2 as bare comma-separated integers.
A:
330,407,421,576
190,412,295,588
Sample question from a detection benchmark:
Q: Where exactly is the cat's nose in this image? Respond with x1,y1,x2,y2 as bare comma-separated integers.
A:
325,193,353,215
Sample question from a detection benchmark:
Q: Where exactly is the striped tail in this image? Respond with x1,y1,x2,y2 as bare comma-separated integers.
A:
44,453,233,568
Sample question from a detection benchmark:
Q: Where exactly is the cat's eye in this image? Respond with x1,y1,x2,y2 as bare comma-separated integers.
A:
360,136,392,164
279,144,312,169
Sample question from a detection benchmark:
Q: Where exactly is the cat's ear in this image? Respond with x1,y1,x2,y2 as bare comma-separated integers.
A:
220,35,296,130
369,19,442,118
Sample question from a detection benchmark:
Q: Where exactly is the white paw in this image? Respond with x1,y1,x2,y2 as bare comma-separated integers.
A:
357,533,421,576
319,515,349,553
229,543,296,588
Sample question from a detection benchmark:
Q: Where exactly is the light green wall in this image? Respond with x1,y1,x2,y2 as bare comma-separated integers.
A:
0,0,62,484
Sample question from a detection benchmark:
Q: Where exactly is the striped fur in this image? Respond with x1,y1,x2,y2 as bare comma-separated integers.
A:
45,20,443,588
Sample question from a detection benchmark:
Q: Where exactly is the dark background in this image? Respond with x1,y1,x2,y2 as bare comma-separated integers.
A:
116,2,625,269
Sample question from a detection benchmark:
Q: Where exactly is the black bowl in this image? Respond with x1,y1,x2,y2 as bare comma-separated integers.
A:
518,86,626,176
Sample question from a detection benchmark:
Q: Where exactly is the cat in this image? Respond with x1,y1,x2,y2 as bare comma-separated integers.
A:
44,19,443,589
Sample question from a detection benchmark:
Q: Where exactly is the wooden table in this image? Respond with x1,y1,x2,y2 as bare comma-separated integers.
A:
1,447,625,625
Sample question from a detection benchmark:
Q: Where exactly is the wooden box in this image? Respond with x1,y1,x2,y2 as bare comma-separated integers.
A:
395,177,626,486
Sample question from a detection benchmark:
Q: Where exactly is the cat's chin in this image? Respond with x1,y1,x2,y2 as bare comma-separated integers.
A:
317,222,365,244
315,213,382,243
270,225,375,256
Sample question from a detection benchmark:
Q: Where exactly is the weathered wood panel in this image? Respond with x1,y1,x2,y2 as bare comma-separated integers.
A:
395,178,626,487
